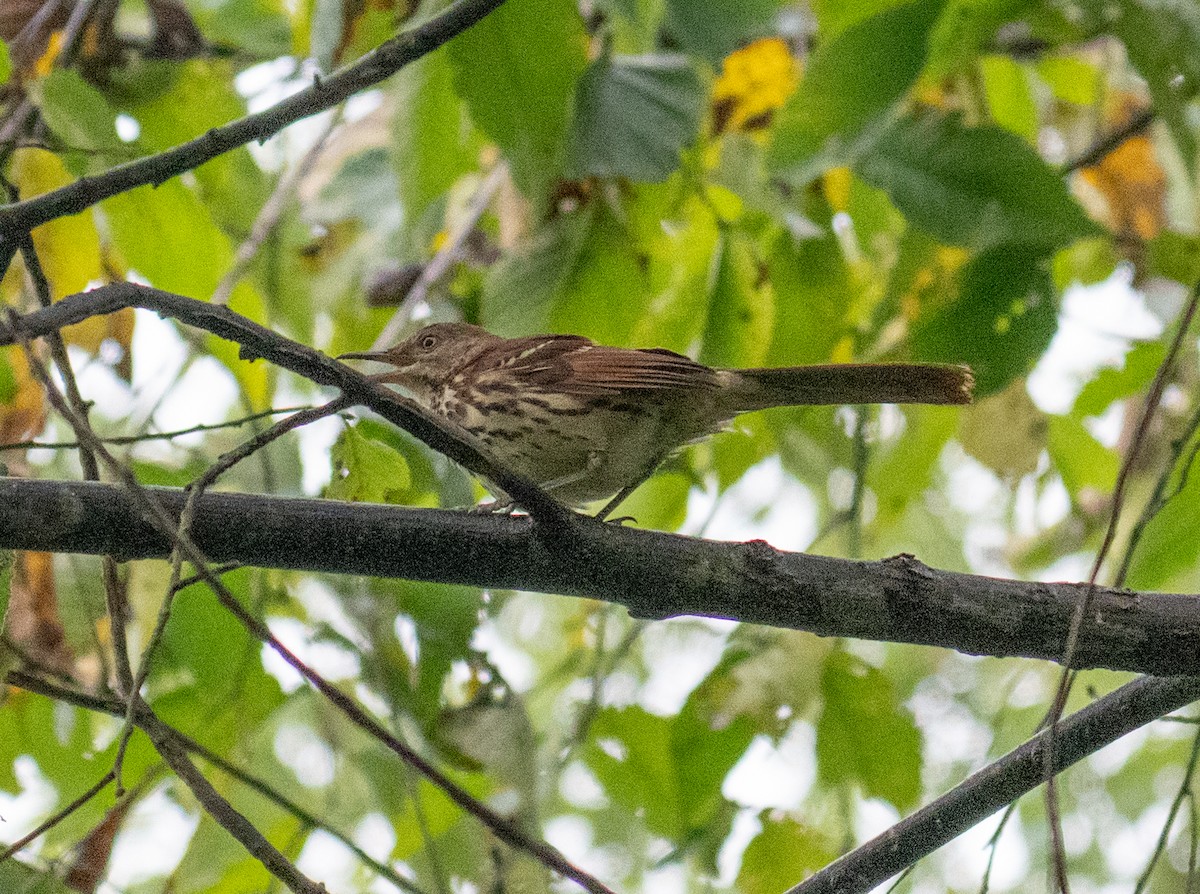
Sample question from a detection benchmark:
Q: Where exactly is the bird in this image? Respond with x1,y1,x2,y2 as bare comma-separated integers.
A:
339,322,973,514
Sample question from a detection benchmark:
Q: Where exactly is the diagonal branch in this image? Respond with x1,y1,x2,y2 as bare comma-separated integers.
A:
0,281,568,522
8,670,429,894
788,674,1200,894
0,0,508,240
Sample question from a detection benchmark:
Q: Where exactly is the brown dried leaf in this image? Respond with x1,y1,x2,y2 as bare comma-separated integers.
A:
8,551,73,675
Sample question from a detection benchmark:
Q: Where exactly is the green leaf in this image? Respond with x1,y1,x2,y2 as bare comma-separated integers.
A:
1037,54,1101,106
392,48,480,253
958,382,1046,478
0,859,74,893
326,424,412,504
737,816,837,894
447,0,587,197
482,205,653,344
856,111,1100,249
1072,340,1165,418
193,0,291,58
980,54,1037,142
566,54,704,182
763,226,852,366
153,572,286,753
1048,415,1118,498
912,241,1058,395
698,229,775,369
1125,452,1200,590
817,649,922,811
30,70,121,166
811,0,910,37
357,578,483,727
586,699,753,845
870,404,958,524
662,0,780,61
768,0,946,181
316,147,402,226
119,61,270,235
1147,230,1200,286
924,0,1031,79
103,179,271,406
0,351,17,404
629,186,720,352
0,40,11,86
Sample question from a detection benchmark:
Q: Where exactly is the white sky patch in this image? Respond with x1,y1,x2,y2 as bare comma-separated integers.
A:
107,785,200,888
724,723,816,809
1028,270,1163,414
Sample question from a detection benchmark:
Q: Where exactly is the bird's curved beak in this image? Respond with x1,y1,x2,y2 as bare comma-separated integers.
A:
336,349,389,362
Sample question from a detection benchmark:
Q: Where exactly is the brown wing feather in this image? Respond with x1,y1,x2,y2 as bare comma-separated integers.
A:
563,345,718,394
481,335,718,395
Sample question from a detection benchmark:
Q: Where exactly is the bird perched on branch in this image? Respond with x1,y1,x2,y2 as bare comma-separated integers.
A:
340,323,973,515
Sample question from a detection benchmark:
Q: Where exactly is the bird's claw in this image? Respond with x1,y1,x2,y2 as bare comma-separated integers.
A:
470,500,518,515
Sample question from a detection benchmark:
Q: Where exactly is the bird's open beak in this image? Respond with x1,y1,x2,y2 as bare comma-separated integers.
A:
337,350,388,362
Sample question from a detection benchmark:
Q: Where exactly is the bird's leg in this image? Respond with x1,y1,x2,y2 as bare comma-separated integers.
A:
594,449,675,522
594,486,638,523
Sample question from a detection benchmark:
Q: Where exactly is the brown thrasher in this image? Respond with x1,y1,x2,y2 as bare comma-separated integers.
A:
340,322,973,513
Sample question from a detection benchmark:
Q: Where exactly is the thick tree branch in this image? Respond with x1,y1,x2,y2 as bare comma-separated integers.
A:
1,477,1199,677
0,0,508,240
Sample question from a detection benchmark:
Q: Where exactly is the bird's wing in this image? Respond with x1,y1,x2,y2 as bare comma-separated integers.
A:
473,335,718,395
564,346,719,393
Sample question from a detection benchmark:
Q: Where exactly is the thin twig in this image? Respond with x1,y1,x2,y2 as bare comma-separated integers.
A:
788,676,1200,894
7,670,426,894
1134,724,1200,893
212,111,343,307
112,398,351,799
0,771,116,864
1043,282,1200,888
1114,398,1200,586
0,282,569,522
0,0,510,239
1061,107,1156,174
138,704,327,894
6,308,612,893
0,404,322,452
372,162,508,350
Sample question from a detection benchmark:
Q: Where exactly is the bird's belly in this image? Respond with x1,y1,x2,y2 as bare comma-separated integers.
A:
456,396,692,506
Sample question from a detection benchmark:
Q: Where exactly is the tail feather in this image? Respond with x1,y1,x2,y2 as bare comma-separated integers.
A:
727,363,974,410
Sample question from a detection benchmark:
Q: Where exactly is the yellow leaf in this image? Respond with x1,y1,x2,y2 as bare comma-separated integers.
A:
823,167,853,212
1077,99,1165,242
5,149,135,378
0,348,47,445
7,149,105,297
33,30,64,77
711,38,799,134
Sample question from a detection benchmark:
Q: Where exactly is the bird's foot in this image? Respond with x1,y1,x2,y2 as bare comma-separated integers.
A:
470,499,519,515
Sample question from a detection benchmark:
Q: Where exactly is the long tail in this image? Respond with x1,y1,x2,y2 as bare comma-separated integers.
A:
725,363,974,410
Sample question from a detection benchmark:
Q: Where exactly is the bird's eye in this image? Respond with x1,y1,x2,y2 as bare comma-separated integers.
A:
421,335,437,350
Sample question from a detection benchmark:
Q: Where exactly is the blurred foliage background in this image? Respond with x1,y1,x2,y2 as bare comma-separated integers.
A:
1,0,1200,891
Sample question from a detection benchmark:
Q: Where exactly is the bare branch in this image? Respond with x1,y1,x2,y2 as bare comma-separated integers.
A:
2,478,1200,676
789,675,1200,894
0,0,508,240
0,281,568,522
